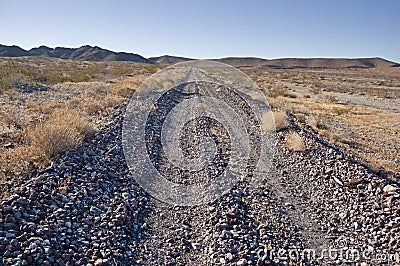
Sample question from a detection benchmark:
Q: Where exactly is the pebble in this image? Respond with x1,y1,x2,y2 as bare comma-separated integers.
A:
237,258,248,266
383,184,399,193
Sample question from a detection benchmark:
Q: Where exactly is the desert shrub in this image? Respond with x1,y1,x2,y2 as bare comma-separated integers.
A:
49,109,95,138
111,64,134,76
30,123,81,161
110,85,136,98
284,131,306,152
83,95,124,115
29,109,94,161
110,76,145,98
29,63,100,85
0,146,40,176
269,86,288,98
332,106,353,115
307,114,328,130
140,64,162,74
310,86,322,94
0,109,24,129
0,61,34,92
293,113,306,122
0,108,94,182
273,111,290,131
325,95,337,103
261,111,290,132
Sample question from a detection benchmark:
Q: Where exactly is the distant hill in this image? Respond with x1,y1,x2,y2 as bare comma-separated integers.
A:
1,44,399,69
0,44,150,63
148,55,398,69
216,57,397,69
0,45,29,57
28,45,53,56
149,55,194,64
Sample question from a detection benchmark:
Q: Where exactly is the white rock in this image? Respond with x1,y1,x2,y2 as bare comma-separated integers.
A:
383,184,398,193
191,242,201,250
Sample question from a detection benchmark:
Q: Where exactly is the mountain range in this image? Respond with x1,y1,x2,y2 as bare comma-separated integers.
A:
1,44,399,69
0,44,149,63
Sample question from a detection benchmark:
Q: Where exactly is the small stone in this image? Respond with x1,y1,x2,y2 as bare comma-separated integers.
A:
325,168,333,174
3,143,13,148
90,206,102,216
383,184,399,193
354,221,361,230
237,258,247,266
65,222,72,228
191,242,202,250
5,233,15,238
10,239,18,247
94,259,103,266
333,176,343,186
56,258,65,266
14,211,21,219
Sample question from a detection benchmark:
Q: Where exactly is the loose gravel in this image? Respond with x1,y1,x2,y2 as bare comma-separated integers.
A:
1,102,399,265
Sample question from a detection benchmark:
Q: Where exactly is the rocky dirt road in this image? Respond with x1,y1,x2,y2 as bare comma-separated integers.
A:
1,103,399,265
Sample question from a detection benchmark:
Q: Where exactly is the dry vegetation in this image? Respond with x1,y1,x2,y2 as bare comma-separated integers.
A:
272,111,290,131
247,67,400,176
1,56,399,196
284,131,306,152
0,57,163,196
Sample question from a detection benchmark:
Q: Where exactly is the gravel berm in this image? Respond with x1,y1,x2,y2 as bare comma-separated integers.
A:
1,104,399,265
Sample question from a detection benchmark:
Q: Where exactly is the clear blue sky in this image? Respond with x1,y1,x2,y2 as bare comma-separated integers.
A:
1,0,399,62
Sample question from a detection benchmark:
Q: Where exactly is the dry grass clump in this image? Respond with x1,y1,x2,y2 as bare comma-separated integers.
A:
0,109,94,181
0,146,40,176
30,123,82,161
110,76,145,98
82,95,124,115
263,85,289,98
284,131,306,152
332,106,353,115
0,108,24,129
0,61,34,92
307,114,329,131
0,58,158,197
35,109,95,151
261,110,290,132
273,111,290,131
